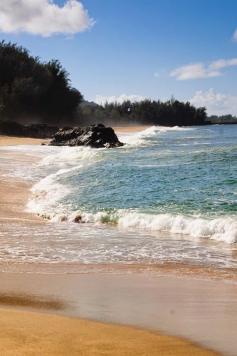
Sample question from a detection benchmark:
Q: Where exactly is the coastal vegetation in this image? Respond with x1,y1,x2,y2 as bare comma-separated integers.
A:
0,41,82,124
80,99,208,126
0,41,236,132
208,114,237,124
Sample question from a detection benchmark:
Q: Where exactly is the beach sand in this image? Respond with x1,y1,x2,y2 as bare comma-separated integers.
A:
0,135,48,146
114,125,150,133
0,307,216,356
0,135,47,223
0,179,42,224
0,133,230,355
2,271,237,355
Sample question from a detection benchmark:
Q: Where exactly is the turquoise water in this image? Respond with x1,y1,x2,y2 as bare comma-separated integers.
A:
25,124,236,244
0,124,237,268
64,125,237,218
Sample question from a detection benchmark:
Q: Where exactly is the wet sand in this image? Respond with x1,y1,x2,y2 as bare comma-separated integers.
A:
0,136,44,223
2,271,237,355
0,178,42,224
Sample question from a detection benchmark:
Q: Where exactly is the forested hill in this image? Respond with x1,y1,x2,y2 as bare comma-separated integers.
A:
0,41,209,127
0,41,82,124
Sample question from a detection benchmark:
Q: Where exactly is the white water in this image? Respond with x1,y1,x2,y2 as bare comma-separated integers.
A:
0,124,237,268
20,125,237,245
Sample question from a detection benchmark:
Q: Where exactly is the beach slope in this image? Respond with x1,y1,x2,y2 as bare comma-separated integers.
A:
0,308,216,355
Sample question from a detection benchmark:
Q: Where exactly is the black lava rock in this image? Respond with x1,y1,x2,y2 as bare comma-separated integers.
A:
49,124,124,148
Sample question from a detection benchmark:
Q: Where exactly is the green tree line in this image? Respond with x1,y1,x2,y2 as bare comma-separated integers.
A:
79,99,207,126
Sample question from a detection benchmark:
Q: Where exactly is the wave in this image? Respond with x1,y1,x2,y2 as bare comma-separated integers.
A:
39,145,101,168
25,125,237,245
116,211,237,244
27,145,101,215
35,208,237,244
120,125,194,146
27,127,167,214
27,168,74,215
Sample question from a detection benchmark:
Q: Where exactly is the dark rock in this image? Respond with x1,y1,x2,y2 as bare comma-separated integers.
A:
49,124,124,148
74,215,84,223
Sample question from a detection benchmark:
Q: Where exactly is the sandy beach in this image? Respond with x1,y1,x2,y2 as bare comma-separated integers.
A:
0,133,236,355
0,135,48,146
114,125,150,133
0,138,41,226
0,307,217,356
0,178,42,224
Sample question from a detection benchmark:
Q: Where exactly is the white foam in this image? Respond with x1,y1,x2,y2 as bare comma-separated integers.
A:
26,171,71,216
120,125,193,146
55,210,237,244
28,175,237,244
39,146,100,168
116,212,237,244
26,146,101,217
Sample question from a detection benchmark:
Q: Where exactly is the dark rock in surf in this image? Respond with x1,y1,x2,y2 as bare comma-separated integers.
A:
49,124,124,148
73,215,85,223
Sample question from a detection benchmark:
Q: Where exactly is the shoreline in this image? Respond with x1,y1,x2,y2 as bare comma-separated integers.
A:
0,125,148,147
0,133,235,355
0,178,43,224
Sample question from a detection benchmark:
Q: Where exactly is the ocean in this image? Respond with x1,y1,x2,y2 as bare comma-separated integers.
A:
1,124,237,269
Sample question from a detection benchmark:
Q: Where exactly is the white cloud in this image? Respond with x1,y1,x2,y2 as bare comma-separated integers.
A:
233,29,237,41
0,0,94,37
190,89,237,115
95,94,146,106
170,58,237,80
209,58,237,70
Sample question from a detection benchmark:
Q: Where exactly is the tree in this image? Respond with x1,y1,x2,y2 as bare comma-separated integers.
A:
0,41,82,124
94,99,207,126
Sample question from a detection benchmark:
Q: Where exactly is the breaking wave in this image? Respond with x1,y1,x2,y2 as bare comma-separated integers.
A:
27,145,101,215
39,209,237,244
25,124,237,245
120,125,193,146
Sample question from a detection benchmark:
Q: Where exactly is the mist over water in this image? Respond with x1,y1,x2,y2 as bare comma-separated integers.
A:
1,124,237,269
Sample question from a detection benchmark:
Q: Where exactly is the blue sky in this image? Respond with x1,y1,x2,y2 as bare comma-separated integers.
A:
1,0,237,114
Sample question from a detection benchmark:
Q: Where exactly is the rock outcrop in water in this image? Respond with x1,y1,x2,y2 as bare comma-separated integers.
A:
49,124,124,148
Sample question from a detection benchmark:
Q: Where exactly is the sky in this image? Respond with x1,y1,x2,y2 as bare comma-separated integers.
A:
0,0,237,115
